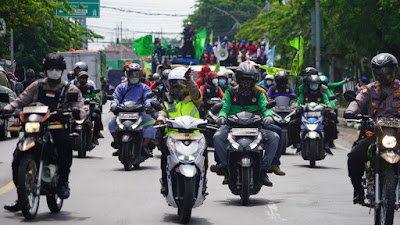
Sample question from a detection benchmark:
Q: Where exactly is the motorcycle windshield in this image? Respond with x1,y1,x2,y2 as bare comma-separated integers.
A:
275,96,290,107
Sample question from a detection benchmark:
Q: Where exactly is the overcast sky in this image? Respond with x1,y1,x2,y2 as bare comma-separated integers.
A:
86,0,196,50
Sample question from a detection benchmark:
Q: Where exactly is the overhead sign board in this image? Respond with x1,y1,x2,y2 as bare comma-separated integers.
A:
57,1,100,18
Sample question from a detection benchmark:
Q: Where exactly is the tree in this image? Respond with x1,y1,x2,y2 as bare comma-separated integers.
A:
0,0,102,73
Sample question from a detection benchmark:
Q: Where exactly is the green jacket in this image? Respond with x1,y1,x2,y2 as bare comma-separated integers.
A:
327,79,347,90
79,85,99,99
218,88,273,119
296,91,334,108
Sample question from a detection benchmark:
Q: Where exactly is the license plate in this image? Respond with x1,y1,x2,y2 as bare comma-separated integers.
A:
305,111,321,117
231,128,259,136
118,112,139,120
174,133,194,140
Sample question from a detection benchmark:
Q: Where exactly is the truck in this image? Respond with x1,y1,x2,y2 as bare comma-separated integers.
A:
59,50,107,88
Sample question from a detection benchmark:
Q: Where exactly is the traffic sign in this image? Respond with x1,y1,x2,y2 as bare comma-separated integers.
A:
57,1,100,18
0,19,6,37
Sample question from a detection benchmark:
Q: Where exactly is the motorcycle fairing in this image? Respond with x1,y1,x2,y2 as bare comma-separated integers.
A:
178,164,197,177
18,137,36,151
381,151,400,164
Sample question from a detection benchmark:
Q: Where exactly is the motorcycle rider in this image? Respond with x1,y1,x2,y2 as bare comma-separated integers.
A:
155,66,203,194
210,63,279,186
267,71,294,99
195,65,211,87
258,73,275,91
288,75,336,153
199,71,224,115
76,71,103,145
217,71,232,92
344,53,400,204
22,69,35,91
109,63,156,157
72,61,97,89
3,53,85,211
67,71,75,83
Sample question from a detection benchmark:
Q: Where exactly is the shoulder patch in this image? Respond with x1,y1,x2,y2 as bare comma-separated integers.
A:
361,88,368,93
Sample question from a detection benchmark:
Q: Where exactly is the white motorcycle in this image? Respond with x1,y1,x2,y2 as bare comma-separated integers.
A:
155,115,209,224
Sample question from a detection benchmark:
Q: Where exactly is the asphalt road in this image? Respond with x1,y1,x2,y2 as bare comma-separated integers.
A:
0,110,399,225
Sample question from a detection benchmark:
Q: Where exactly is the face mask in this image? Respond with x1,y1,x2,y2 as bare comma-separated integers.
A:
266,80,273,86
218,79,226,86
227,78,232,84
310,83,319,91
129,78,139,85
79,81,87,86
212,78,218,86
47,69,62,80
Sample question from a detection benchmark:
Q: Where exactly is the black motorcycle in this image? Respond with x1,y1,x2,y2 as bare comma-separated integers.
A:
114,101,151,171
0,93,19,140
10,103,72,219
204,98,222,147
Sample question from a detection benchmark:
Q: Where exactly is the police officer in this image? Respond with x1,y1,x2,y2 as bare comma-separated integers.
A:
3,53,85,212
344,53,400,204
155,67,202,195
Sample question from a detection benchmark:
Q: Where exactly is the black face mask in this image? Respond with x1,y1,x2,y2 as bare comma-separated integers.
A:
79,81,87,86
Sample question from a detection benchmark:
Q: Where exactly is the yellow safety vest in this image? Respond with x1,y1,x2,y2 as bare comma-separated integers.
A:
164,96,200,135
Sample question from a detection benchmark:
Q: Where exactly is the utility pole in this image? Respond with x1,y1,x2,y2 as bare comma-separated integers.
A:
10,28,14,73
315,0,321,70
120,21,123,60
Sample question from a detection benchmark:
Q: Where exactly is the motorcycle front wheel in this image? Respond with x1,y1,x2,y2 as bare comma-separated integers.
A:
240,167,250,206
122,142,133,171
178,176,195,224
308,139,317,168
46,193,63,213
281,131,288,155
77,130,86,158
17,155,40,219
374,169,397,225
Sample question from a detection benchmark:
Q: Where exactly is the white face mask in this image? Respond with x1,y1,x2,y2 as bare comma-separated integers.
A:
266,80,273,86
212,78,218,85
227,78,232,84
129,77,140,85
47,69,62,80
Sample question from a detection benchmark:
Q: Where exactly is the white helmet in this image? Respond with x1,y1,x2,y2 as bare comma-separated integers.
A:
265,74,275,81
168,67,186,80
217,71,227,78
153,73,160,79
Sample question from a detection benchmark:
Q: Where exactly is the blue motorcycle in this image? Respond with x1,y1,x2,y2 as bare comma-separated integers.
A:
299,102,328,167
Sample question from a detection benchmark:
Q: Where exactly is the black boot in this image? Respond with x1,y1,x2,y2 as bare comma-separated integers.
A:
353,189,365,205
260,169,273,187
160,178,168,196
4,200,20,212
141,147,153,158
324,143,334,155
222,171,230,185
58,181,70,199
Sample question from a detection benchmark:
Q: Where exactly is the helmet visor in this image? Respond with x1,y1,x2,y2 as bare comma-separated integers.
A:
126,70,141,78
373,67,394,76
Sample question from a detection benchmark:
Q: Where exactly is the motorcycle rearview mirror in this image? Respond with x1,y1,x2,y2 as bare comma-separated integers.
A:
67,92,79,102
211,103,223,115
343,91,356,102
328,95,336,101
146,92,155,99
151,101,163,111
289,93,298,100
93,89,100,93
266,101,276,109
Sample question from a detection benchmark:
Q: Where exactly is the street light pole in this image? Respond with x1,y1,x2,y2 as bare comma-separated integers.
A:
315,0,321,70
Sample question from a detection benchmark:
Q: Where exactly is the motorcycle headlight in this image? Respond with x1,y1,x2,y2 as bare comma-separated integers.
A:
25,122,41,133
306,123,318,131
382,135,397,149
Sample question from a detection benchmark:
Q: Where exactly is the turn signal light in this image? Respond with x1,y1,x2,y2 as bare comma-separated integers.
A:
366,131,373,137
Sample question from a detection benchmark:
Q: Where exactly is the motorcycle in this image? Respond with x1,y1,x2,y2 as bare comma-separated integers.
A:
114,101,152,171
204,97,222,147
299,102,333,167
344,91,400,225
0,93,19,140
9,103,73,219
154,115,210,224
225,110,269,205
70,97,97,158
270,95,297,154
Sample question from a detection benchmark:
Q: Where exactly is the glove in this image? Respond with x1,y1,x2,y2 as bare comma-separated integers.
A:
72,107,81,120
1,104,14,114
344,111,355,119
263,117,273,126
216,117,226,125
184,67,193,79
110,102,117,112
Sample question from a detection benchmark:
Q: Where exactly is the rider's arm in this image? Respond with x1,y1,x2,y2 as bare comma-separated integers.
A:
267,87,274,98
110,83,124,109
156,104,168,123
9,81,37,109
346,87,370,114
327,79,347,89
218,87,224,99
186,78,203,109
218,91,232,119
295,93,305,106
322,93,334,108
258,92,270,118
142,84,152,106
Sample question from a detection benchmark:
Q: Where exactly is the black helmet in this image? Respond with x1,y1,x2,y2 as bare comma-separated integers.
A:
307,74,321,91
236,62,258,81
74,61,88,72
275,71,288,85
43,53,66,71
302,67,318,83
26,69,35,79
371,53,398,85
67,71,75,80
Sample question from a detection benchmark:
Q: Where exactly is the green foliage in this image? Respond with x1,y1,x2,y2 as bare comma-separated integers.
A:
0,0,102,72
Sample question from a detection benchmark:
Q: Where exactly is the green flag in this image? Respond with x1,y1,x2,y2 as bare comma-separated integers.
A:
162,41,168,48
194,28,207,61
289,35,304,76
209,30,213,44
289,52,301,76
134,35,153,56
214,61,220,73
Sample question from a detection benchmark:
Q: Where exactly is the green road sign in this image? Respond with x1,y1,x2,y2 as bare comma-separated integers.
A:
57,1,100,18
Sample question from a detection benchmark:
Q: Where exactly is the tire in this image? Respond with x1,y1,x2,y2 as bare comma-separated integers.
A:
240,167,250,206
46,193,63,213
77,130,86,158
374,169,397,225
0,119,8,141
10,131,19,138
178,177,195,224
122,142,133,171
309,139,317,168
17,155,40,220
281,132,287,155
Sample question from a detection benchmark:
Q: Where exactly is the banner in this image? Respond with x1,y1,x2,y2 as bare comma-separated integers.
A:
266,46,275,67
134,35,153,56
194,28,207,60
